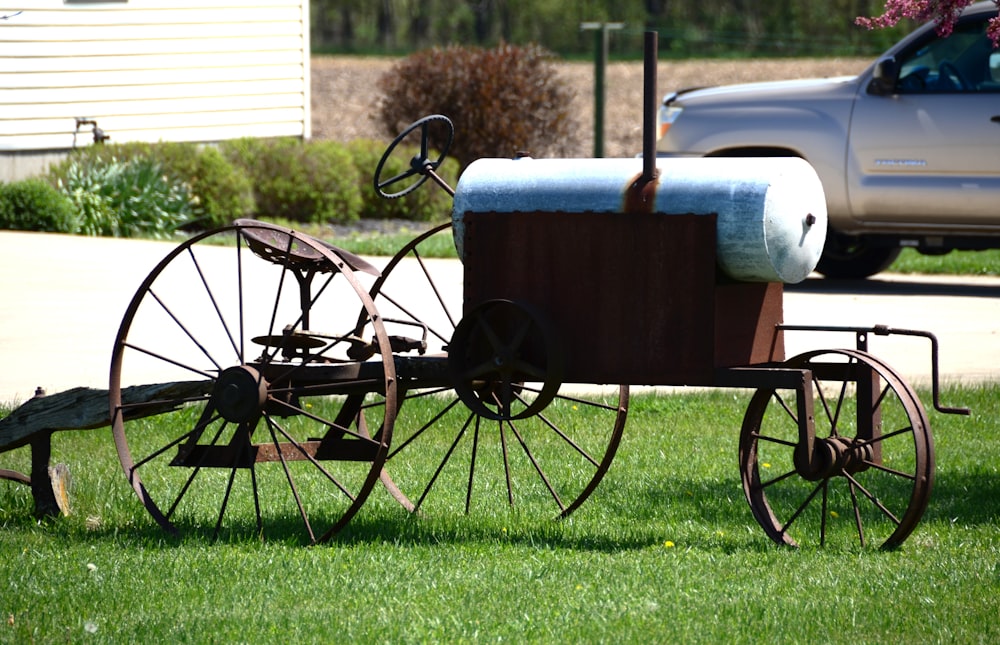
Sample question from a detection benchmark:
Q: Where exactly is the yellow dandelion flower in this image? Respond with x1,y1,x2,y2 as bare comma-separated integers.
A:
664,540,675,548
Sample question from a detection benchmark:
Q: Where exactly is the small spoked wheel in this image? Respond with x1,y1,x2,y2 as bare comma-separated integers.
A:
449,299,563,421
374,114,455,199
109,220,397,544
739,349,933,549
352,224,628,519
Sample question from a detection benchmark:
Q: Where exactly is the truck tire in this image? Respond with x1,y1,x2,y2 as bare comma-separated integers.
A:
815,232,901,279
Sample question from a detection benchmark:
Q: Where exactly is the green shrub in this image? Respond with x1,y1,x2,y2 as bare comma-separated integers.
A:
48,142,254,230
143,142,254,229
346,138,458,222
57,157,194,238
0,178,78,233
222,138,362,224
377,43,577,169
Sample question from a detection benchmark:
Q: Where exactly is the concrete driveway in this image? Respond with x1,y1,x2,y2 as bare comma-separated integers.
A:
2,229,998,404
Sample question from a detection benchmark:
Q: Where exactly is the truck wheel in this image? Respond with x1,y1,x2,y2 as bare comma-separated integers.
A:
815,232,901,279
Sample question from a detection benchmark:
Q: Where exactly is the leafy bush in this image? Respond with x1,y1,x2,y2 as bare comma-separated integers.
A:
346,139,458,222
141,142,255,229
0,178,78,233
377,43,577,169
57,157,194,238
48,142,254,230
221,138,362,224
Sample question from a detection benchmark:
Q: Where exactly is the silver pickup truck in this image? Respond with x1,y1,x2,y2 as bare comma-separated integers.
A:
656,1,1000,278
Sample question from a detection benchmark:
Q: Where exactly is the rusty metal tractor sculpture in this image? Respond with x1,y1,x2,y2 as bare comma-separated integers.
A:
3,35,969,549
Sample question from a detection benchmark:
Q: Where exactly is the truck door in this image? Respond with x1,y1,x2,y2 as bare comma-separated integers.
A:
847,18,1000,229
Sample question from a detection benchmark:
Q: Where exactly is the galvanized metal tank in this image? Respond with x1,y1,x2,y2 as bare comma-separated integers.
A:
452,156,827,284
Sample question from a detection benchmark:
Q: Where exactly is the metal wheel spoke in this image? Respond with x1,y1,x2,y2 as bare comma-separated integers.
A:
213,465,240,541
376,289,452,345
267,422,315,544
186,245,241,363
844,471,902,526
164,420,231,521
548,389,622,413
411,250,457,329
820,481,829,547
858,425,914,448
249,461,263,536
505,419,565,511
146,288,225,373
873,382,892,413
779,479,826,537
499,418,514,506
758,467,800,490
860,459,916,480
466,415,482,514
133,411,220,471
849,480,865,547
387,394,463,459
121,341,218,380
770,390,798,424
752,430,798,449
515,391,599,466
412,411,476,513
266,397,383,447
266,416,358,502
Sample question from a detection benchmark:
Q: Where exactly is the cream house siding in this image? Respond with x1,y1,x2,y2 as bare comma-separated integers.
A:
0,0,310,176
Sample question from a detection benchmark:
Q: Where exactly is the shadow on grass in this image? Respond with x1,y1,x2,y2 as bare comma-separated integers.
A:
12,467,994,552
924,469,1000,524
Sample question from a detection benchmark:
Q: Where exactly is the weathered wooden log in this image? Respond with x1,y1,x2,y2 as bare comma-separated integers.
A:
0,380,210,517
0,380,210,452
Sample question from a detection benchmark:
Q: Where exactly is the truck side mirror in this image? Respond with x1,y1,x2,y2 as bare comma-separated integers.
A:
868,57,899,96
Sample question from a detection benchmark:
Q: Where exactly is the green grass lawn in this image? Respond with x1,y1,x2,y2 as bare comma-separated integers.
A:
891,248,1000,277
2,384,998,643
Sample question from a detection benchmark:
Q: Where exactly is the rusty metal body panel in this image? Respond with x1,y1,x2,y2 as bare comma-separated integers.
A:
461,211,784,386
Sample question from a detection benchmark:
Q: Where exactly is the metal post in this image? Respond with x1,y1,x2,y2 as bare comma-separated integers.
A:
580,22,624,158
642,30,658,184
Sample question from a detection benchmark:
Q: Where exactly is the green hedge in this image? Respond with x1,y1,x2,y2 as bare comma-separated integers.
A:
2,138,455,237
0,178,78,233
219,137,363,225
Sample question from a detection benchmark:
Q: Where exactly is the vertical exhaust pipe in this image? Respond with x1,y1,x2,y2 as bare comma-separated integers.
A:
642,30,659,185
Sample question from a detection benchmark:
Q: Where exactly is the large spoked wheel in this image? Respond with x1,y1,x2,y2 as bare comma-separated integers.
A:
739,349,933,549
374,114,454,199
109,220,397,544
354,223,628,519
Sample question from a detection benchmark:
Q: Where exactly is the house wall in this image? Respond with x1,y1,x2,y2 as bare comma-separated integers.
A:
0,0,310,181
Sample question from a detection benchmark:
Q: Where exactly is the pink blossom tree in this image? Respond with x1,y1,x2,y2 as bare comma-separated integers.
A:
858,0,1000,45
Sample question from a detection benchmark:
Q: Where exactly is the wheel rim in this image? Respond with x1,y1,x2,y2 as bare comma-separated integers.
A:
355,223,629,518
109,221,396,544
739,349,933,549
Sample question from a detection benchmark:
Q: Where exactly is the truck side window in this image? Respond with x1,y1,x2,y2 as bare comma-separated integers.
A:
896,18,993,93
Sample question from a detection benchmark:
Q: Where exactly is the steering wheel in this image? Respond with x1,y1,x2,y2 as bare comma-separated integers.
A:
374,114,454,199
937,61,970,91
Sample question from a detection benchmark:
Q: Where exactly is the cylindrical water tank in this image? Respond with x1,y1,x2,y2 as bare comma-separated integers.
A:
452,157,827,284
